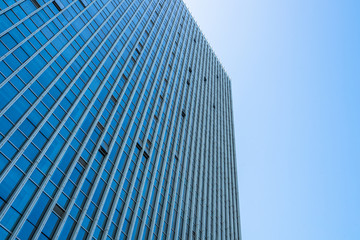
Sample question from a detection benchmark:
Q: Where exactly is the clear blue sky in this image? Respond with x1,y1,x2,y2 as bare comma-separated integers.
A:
183,0,360,239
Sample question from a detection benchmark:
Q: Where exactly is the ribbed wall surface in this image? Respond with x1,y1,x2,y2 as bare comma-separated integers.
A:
0,0,241,239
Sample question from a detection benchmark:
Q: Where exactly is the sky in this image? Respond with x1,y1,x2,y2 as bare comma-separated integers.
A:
182,0,360,239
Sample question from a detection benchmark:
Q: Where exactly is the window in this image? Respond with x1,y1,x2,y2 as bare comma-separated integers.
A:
136,143,142,150
99,146,108,156
79,0,88,7
79,157,88,168
111,95,117,103
53,204,65,218
53,0,64,11
97,122,104,131
30,0,40,8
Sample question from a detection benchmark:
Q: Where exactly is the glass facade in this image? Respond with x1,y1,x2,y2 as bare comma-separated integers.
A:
0,0,241,239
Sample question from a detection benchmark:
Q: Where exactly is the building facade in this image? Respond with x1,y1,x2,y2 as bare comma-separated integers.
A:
0,0,241,239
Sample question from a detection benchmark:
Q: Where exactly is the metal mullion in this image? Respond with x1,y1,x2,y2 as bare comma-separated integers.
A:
0,0,242,238
0,0,54,39
90,0,183,238
188,39,209,238
217,67,223,239
119,4,186,235
230,85,242,240
22,0,151,237
175,22,202,238
127,6,192,239
218,68,225,239
199,45,214,239
231,82,240,240
226,78,236,239
0,0,121,104
93,1,174,236
147,9,193,239
113,2,185,239
191,38,212,239
0,0,143,226
192,41,209,237
185,36,208,239
227,78,241,239
179,31,206,239
0,0,80,60
221,71,229,238
172,21,202,240
93,0,181,238
9,0,151,238
225,75,233,240
217,63,223,240
219,68,227,239
209,51,217,240
61,0,176,239
201,44,213,237
209,56,217,240
214,59,221,239
228,77,237,240
225,78,233,239
0,0,27,16
0,0,110,89
0,0,128,149
0,0,138,184
178,33,203,238
222,75,232,238
161,14,200,240
208,52,218,239
202,50,214,239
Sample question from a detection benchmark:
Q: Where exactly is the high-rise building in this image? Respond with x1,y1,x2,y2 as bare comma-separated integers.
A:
0,0,241,239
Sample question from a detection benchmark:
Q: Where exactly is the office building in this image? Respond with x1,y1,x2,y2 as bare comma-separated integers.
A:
0,0,241,239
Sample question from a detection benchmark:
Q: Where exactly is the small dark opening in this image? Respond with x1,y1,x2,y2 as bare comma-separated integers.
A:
79,0,88,7
99,146,108,156
122,73,128,81
97,122,104,131
111,95,117,103
54,204,65,218
53,0,64,11
136,143,142,150
79,157,88,168
30,0,40,8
